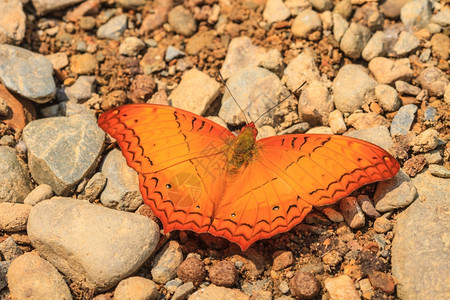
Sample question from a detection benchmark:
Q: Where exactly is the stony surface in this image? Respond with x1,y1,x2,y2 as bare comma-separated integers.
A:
0,146,32,203
0,202,32,232
151,241,184,284
374,169,417,212
23,184,53,206
27,198,160,292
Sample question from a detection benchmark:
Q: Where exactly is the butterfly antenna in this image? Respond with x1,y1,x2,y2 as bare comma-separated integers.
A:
254,81,307,126
219,73,250,124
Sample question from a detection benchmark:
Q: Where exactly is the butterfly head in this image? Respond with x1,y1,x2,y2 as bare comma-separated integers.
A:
241,122,258,140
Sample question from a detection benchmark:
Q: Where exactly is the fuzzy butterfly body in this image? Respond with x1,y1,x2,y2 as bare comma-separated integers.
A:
98,104,400,250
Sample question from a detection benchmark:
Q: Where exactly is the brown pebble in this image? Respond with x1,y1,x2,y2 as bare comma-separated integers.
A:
272,251,294,271
177,256,205,286
289,272,321,299
368,271,396,294
373,216,393,233
403,155,427,177
129,74,156,103
209,260,238,287
322,250,343,267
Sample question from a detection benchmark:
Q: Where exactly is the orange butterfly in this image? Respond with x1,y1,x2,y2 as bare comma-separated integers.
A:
98,104,399,251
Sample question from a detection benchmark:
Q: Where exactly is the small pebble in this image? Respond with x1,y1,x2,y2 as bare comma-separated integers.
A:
322,250,343,267
151,241,184,284
0,237,24,261
374,84,401,112
278,280,290,294
357,195,380,219
374,217,393,233
0,203,32,231
78,172,107,202
322,207,344,222
393,31,420,56
119,37,145,56
427,164,450,178
272,251,294,271
340,22,371,59
403,155,427,177
324,275,359,300
165,46,185,61
289,271,321,299
97,14,127,40
423,107,437,122
390,104,418,136
209,260,238,288
172,282,194,300
176,256,205,286
395,80,422,96
412,128,439,153
114,277,158,300
291,9,322,38
340,196,365,229
368,271,396,294
168,5,197,37
23,184,53,206
417,67,449,97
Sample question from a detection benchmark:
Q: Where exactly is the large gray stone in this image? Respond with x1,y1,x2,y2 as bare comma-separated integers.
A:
392,172,450,300
23,114,104,196
27,198,160,292
0,146,32,203
0,44,55,103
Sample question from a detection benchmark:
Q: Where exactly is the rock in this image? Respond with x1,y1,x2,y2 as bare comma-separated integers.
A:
116,0,146,9
188,284,249,300
310,0,333,12
417,67,449,97
169,68,220,116
23,114,104,196
395,80,422,96
400,0,432,28
209,260,239,287
24,184,53,206
347,112,389,130
100,149,142,211
289,271,320,299
373,169,417,212
140,0,172,33
0,0,26,44
79,16,96,30
0,237,24,261
324,275,359,300
357,195,380,219
368,271,396,294
0,202,32,231
79,172,107,202
260,49,284,74
186,30,216,56
61,76,96,102
374,216,393,233
7,253,72,299
306,126,333,134
380,0,410,19
165,46,185,61
392,171,449,299
70,53,97,75
97,14,127,40
412,128,439,153
0,261,8,290
177,256,206,286
332,13,349,43
0,146,32,203
282,51,321,92
427,164,450,178
346,125,394,151
340,23,371,59
140,45,166,74
362,31,386,61
431,6,450,26
393,31,420,56
333,0,352,19
278,280,290,294
369,57,413,85
291,9,322,38
390,104,418,136
445,83,450,104
322,250,343,267
340,197,365,229
220,36,267,80
172,282,195,300
165,278,182,294
0,44,56,103
424,150,442,165
328,110,346,134
263,0,290,24
404,155,427,177
129,74,156,103
114,277,158,300
219,67,289,127
272,251,294,271
0,84,36,131
168,5,197,37
298,80,333,126
241,278,271,297
46,52,69,70
322,207,344,222
375,84,401,112
151,241,183,284
31,0,83,15
119,36,146,56
27,198,160,292
332,64,377,113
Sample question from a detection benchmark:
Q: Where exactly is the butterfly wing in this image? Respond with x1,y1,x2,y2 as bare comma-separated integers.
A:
98,104,235,234
211,134,399,250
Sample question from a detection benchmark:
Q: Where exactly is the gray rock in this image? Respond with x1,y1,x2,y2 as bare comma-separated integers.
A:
282,51,321,92
219,67,289,126
97,14,127,40
100,149,142,211
375,84,401,112
7,253,72,299
220,36,267,80
168,5,197,37
27,198,160,292
0,146,32,203
332,13,349,43
424,150,442,165
23,114,104,196
169,68,220,116
24,184,54,206
392,171,449,300
0,237,24,261
431,6,450,26
260,49,284,75
400,0,432,28
31,0,83,15
172,282,195,300
0,44,56,103
188,284,249,300
368,57,414,85
165,278,183,294
340,23,371,59
0,0,26,44
362,31,386,61
0,261,8,290
291,9,322,38
241,278,271,296
390,104,418,136
114,277,158,300
119,36,146,56
427,164,450,178
373,169,417,212
423,106,437,122
340,197,365,229
165,46,185,62
393,31,420,56
79,172,107,202
332,64,377,113
395,80,421,96
263,0,291,24
298,80,333,126
61,76,96,103
417,67,449,97
151,241,183,284
278,123,310,135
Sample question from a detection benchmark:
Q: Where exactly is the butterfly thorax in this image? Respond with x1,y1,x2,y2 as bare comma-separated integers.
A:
226,122,258,173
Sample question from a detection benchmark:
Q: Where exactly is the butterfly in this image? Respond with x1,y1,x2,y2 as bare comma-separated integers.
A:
98,104,400,251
